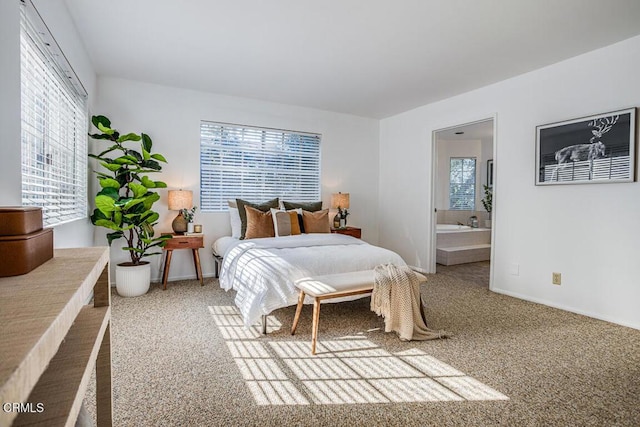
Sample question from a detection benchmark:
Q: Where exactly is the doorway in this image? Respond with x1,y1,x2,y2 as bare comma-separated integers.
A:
431,118,495,288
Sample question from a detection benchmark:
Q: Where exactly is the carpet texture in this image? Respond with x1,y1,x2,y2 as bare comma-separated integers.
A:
84,272,640,426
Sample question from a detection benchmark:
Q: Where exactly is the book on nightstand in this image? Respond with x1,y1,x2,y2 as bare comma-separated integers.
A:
184,232,204,236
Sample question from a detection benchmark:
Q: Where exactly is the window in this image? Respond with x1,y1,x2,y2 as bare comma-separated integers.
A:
449,157,476,210
200,122,321,211
20,3,88,226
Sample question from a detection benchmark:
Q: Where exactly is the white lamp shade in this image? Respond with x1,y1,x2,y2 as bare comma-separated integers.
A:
331,192,350,209
168,190,193,210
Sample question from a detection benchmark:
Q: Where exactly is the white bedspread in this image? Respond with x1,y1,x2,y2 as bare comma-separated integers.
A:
219,233,406,327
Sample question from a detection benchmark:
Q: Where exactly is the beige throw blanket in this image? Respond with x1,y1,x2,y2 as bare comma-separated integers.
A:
371,264,447,341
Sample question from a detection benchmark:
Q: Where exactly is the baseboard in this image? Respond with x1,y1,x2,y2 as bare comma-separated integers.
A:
109,272,218,287
491,287,640,331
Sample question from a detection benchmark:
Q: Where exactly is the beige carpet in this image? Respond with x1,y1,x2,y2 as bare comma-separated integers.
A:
85,273,640,426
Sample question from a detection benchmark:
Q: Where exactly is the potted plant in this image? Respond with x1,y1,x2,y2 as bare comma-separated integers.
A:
181,206,197,233
88,115,171,297
481,184,493,228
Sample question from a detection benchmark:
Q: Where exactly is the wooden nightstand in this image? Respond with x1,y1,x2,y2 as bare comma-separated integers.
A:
161,233,204,290
331,226,362,239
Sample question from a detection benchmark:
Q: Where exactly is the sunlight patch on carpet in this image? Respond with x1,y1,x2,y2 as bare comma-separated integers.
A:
209,305,509,405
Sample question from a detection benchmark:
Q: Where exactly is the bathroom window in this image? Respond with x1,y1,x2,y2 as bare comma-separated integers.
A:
449,157,476,210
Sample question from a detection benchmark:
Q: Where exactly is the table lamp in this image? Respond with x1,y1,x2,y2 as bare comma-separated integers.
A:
168,190,193,234
331,192,350,228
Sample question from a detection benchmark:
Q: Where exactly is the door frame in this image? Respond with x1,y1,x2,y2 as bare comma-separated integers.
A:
429,114,498,290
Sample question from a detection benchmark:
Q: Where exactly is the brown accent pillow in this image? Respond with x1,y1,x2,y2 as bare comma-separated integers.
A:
244,206,275,239
236,198,279,239
302,209,330,233
271,208,302,236
283,201,323,212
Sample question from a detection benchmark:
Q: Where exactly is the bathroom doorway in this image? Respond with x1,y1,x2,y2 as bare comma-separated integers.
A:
431,118,495,288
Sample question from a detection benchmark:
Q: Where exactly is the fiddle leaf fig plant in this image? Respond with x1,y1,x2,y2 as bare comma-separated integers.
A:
89,115,171,265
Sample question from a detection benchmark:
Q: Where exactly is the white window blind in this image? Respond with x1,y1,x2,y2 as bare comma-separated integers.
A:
200,122,321,211
449,157,476,210
20,2,88,226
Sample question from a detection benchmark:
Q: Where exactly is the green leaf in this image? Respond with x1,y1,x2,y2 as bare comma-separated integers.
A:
141,176,156,188
106,231,123,245
100,162,122,172
97,122,115,135
117,132,142,143
94,219,119,230
154,181,167,188
92,115,111,129
113,156,136,165
141,159,161,170
88,133,112,140
90,208,108,224
126,150,143,161
142,148,151,161
123,198,144,210
99,178,121,189
129,182,147,198
95,195,117,214
113,211,123,226
150,153,167,163
143,192,160,210
97,187,120,200
142,133,152,152
144,212,159,224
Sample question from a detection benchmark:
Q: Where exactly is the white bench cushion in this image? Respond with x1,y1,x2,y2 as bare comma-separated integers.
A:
295,270,375,298
295,269,427,298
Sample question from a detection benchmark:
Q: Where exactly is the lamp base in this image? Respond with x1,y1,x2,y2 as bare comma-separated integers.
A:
172,212,188,234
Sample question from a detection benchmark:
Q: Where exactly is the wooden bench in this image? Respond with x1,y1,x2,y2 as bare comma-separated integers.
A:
291,269,427,355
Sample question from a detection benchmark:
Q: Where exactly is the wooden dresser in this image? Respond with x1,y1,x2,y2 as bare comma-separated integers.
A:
0,247,112,426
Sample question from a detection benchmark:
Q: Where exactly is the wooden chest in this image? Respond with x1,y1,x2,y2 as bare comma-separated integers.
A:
0,228,54,277
0,206,44,236
0,207,53,277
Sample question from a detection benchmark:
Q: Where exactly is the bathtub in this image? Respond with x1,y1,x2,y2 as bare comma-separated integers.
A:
437,224,473,232
436,224,491,265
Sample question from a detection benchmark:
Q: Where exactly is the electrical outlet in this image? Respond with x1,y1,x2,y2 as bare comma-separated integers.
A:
552,272,562,285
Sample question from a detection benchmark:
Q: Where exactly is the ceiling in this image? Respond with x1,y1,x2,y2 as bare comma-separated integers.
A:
63,0,640,119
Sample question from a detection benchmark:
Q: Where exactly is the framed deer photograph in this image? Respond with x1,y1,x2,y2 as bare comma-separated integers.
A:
535,107,636,185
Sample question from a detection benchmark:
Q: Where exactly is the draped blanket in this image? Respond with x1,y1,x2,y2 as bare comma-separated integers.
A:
371,264,447,341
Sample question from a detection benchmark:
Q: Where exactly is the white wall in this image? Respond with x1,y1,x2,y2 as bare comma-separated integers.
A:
96,77,380,282
0,0,97,248
379,35,640,329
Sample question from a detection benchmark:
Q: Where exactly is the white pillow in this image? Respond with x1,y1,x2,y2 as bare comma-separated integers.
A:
229,207,241,238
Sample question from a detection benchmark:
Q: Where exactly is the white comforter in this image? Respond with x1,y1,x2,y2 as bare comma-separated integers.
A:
219,233,406,327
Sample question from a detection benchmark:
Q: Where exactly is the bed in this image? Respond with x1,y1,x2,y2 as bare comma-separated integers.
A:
217,233,405,327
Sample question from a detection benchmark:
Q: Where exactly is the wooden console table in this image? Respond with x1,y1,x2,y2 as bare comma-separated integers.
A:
161,233,204,290
0,247,112,426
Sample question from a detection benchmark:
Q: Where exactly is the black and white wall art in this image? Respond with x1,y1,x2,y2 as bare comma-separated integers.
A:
535,108,636,185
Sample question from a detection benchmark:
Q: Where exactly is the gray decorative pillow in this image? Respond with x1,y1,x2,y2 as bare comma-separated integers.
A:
283,201,323,212
236,198,279,239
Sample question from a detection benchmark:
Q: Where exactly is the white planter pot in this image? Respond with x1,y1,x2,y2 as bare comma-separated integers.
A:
187,222,195,233
484,219,492,228
115,263,151,297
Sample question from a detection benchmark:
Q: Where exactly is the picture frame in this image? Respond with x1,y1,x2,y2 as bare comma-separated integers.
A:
535,107,636,185
487,159,494,188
